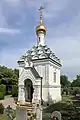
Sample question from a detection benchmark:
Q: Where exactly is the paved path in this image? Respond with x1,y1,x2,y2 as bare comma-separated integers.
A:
0,97,16,109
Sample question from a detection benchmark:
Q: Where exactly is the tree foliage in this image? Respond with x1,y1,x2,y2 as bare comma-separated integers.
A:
72,87,80,95
0,65,19,97
12,85,18,97
60,75,71,88
71,75,80,87
0,103,4,114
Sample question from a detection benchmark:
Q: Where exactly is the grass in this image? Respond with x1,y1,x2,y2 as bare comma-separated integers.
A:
4,95,12,99
0,114,8,120
0,109,16,120
62,95,75,102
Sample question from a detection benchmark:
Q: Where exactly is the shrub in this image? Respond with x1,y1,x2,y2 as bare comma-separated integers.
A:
0,103,4,114
0,92,4,100
0,84,6,95
0,84,6,100
72,87,80,95
43,102,69,113
12,85,18,97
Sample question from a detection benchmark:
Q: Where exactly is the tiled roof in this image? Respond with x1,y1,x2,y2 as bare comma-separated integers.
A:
18,45,61,65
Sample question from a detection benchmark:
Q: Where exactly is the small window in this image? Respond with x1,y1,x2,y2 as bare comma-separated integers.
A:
54,72,56,83
39,37,40,42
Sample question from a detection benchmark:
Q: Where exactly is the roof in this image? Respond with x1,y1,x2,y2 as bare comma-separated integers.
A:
18,44,61,66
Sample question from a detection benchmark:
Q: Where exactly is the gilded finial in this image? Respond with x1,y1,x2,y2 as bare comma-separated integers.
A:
39,6,44,24
36,6,46,36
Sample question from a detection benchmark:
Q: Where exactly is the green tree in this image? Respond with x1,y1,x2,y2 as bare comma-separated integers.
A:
0,84,6,95
71,75,80,87
72,87,80,95
60,75,71,88
0,84,6,99
12,85,18,97
0,65,19,96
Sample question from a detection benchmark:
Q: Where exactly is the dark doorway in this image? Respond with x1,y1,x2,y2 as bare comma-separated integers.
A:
24,79,34,102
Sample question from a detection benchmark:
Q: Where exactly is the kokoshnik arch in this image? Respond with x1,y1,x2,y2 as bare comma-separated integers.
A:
17,6,62,105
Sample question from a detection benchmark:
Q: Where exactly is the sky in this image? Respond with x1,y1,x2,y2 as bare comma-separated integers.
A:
0,0,80,80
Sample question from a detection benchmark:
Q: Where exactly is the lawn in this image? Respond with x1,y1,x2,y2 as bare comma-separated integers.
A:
0,114,8,120
0,109,16,120
62,95,75,102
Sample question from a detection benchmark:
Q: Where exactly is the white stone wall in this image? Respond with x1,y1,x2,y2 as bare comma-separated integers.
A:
49,87,61,102
42,87,49,101
18,59,61,103
18,68,41,104
48,63,61,102
34,60,61,103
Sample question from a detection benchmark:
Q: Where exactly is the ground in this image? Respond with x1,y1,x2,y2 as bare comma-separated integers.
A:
0,95,79,120
0,96,16,120
0,96,16,109
0,114,8,120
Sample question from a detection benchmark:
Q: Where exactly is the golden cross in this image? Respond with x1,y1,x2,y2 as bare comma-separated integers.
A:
39,6,44,24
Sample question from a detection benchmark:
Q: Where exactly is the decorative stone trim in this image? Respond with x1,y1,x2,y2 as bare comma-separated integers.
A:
42,85,61,88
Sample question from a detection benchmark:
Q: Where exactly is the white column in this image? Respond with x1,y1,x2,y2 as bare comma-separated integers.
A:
18,85,25,104
32,85,41,103
36,105,42,120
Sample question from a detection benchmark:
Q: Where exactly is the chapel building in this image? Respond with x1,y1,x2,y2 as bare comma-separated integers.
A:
17,7,62,105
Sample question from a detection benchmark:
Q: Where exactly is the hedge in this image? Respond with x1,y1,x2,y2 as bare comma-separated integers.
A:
0,84,6,95
0,103,4,114
0,84,6,100
12,85,18,97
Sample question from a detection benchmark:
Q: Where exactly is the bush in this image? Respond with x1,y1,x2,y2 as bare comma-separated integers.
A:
72,87,80,95
0,84,6,100
0,84,6,95
0,103,4,114
0,92,4,100
12,85,18,97
43,102,69,113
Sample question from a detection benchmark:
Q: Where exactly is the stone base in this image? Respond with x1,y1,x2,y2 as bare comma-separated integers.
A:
36,105,42,120
16,106,27,120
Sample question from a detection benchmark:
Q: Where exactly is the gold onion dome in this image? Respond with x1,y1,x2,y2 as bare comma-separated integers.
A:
36,24,46,35
36,6,46,35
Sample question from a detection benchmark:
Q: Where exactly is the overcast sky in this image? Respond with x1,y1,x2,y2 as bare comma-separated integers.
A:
0,0,80,80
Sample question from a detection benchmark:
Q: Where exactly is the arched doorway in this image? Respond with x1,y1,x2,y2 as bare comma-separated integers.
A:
24,79,34,102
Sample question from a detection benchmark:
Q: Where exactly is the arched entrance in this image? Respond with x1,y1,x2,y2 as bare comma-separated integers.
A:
24,79,34,102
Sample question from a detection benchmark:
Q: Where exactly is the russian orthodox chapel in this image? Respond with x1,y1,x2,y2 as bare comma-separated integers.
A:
17,7,62,105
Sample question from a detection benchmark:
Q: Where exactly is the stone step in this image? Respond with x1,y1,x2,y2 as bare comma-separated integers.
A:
27,106,34,108
27,109,33,112
27,106,34,112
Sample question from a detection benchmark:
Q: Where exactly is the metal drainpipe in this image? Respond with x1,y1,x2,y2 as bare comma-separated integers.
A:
41,77,43,105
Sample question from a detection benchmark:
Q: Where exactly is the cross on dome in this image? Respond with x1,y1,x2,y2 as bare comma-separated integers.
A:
36,6,46,37
39,6,44,24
